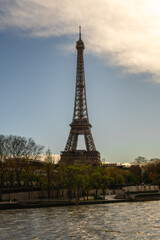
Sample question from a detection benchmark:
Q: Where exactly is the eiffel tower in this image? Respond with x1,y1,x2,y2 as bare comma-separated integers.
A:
60,27,101,165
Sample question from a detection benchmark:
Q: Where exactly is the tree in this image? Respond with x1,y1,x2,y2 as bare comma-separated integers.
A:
132,156,147,165
82,165,92,200
129,165,142,184
107,167,125,186
63,164,88,202
42,149,55,198
0,134,44,159
99,166,113,199
91,166,102,198
0,159,7,201
21,161,39,199
56,163,68,199
142,161,160,184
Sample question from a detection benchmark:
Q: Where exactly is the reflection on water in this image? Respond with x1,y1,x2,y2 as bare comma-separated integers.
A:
0,201,160,239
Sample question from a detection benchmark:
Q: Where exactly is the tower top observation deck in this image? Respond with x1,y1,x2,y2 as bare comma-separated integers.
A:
76,26,85,49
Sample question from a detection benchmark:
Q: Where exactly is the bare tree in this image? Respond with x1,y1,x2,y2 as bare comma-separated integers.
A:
0,135,44,159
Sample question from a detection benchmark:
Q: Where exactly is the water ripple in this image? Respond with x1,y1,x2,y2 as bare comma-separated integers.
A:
0,201,160,239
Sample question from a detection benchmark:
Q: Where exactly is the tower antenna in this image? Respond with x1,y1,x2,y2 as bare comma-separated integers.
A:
79,26,81,40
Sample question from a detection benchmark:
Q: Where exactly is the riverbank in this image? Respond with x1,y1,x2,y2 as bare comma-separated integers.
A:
2,194,160,210
0,198,129,210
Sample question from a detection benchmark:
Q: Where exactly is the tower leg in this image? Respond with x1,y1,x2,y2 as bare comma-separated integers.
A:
71,134,78,151
84,129,96,151
65,131,78,151
64,131,73,151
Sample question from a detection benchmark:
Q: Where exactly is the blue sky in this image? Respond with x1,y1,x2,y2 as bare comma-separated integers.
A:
1,0,160,163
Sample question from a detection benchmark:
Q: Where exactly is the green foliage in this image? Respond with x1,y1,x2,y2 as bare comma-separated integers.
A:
41,149,55,198
142,161,160,184
1,158,160,201
21,162,37,185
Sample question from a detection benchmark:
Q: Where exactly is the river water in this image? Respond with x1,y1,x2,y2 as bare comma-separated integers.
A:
0,201,160,240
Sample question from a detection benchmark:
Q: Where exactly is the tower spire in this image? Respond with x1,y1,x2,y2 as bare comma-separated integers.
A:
79,26,81,40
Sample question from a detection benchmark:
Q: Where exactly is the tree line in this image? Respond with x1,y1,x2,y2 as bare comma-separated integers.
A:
1,135,160,201
0,155,137,200
1,150,160,201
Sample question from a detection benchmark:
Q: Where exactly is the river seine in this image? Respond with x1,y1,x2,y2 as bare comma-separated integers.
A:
0,201,160,240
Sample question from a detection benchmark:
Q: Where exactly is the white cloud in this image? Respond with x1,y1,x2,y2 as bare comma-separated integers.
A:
1,0,160,82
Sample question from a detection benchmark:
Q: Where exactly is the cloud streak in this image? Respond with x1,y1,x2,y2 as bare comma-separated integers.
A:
1,0,160,82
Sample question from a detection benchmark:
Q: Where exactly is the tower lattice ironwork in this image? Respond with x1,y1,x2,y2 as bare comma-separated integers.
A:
60,27,101,165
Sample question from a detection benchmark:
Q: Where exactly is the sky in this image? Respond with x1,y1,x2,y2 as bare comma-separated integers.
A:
1,0,160,163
